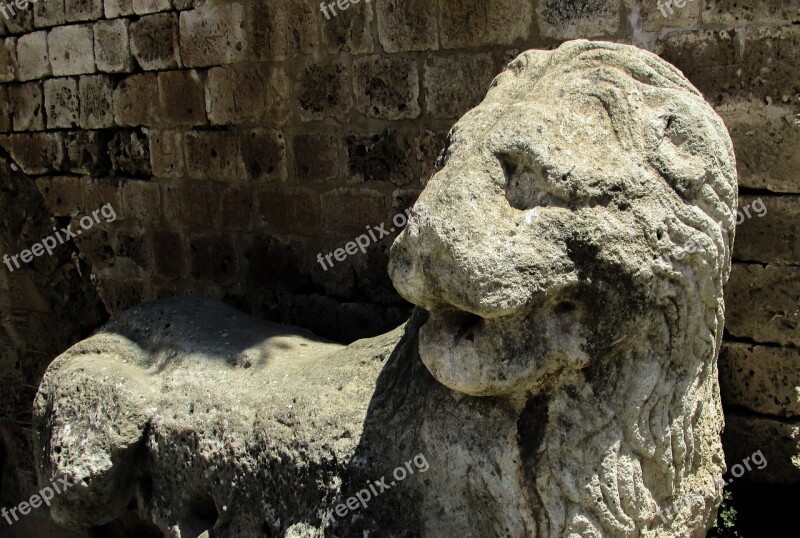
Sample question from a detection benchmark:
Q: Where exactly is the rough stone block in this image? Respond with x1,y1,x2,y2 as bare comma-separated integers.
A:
34,0,66,28
321,188,387,233
78,74,113,129
413,129,448,185
149,229,184,279
188,233,238,284
353,55,420,120
703,0,800,26
424,53,495,119
103,0,133,18
0,37,16,82
9,81,44,131
48,24,95,76
149,129,184,178
717,100,800,193
293,133,342,183
132,0,170,15
44,77,79,129
733,195,800,264
725,263,800,346
16,31,50,81
0,86,10,131
1,3,34,34
319,0,374,55
108,129,151,176
258,187,320,233
206,65,272,125
297,58,352,122
122,180,160,223
439,0,532,48
34,175,85,216
375,0,437,53
84,179,123,218
65,130,110,174
538,0,622,39
158,70,205,126
129,12,180,71
94,19,133,73
636,0,701,33
179,3,248,68
0,132,64,174
723,415,800,484
220,186,254,231
96,277,148,315
184,130,245,181
113,73,159,126
719,342,800,417
240,128,285,182
161,180,219,228
345,129,414,185
246,0,319,61
64,0,103,22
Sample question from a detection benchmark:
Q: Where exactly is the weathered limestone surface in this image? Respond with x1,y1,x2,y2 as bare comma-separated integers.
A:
35,41,737,537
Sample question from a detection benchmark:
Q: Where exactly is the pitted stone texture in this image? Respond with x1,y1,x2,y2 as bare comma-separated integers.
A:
179,3,249,68
723,415,800,484
34,0,67,28
375,0,438,53
439,0,531,48
205,65,289,127
719,343,800,417
9,82,44,131
129,12,180,71
44,77,79,129
48,24,96,76
733,195,800,264
16,31,50,81
104,0,133,18
113,73,159,126
353,55,420,120
424,53,496,119
726,264,800,346
0,37,16,82
703,0,800,26
538,0,623,39
65,0,103,22
93,18,133,73
34,41,737,538
79,74,114,129
320,0,374,55
296,58,352,122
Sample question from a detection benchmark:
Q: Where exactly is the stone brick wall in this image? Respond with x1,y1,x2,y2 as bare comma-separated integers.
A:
0,0,798,534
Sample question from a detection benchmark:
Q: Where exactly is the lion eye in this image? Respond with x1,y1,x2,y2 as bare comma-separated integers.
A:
497,150,569,211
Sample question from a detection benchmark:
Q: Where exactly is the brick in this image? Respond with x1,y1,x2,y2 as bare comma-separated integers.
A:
345,129,414,186
293,133,342,183
65,130,110,174
703,0,800,26
725,264,800,347
0,37,16,82
44,77,79,129
723,415,800,483
103,0,133,19
113,73,159,126
538,0,621,39
246,0,320,61
220,186,254,231
94,19,133,73
48,24,95,76
717,100,800,193
319,0,374,55
0,132,64,174
34,175,85,216
321,188,387,233
161,180,219,228
719,342,800,417
240,128,285,182
0,86,10,131
158,70,205,126
129,12,180,71
122,180,160,223
188,233,238,284
205,65,267,125
184,131,245,181
297,58,352,122
132,0,169,15
375,0,437,53
439,0,532,48
353,55,420,120
733,195,800,265
78,74,113,129
108,129,151,176
33,0,66,28
149,129,184,178
179,3,248,68
84,178,123,218
150,229,184,279
258,187,321,233
16,31,49,81
8,82,44,131
64,0,103,22
424,53,495,119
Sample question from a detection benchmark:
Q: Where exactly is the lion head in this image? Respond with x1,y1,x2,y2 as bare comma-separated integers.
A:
389,40,737,535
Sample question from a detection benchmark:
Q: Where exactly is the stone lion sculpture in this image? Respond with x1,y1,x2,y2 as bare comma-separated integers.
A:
33,40,737,538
